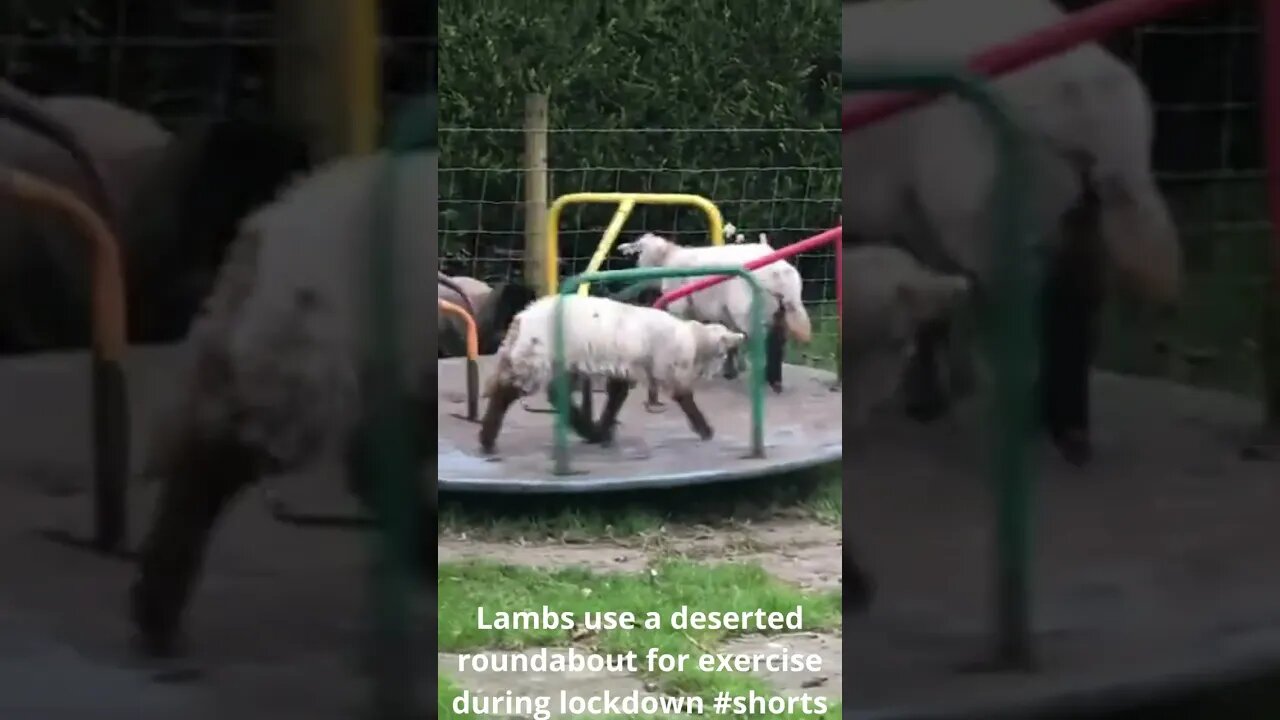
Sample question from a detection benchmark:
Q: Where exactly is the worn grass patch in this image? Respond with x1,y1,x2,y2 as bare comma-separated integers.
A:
439,558,841,719
438,465,839,542
439,559,839,652
789,302,840,373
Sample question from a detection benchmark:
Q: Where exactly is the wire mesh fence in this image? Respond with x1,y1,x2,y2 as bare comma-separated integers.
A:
1097,3,1270,395
0,0,433,128
440,123,842,366
837,0,1272,395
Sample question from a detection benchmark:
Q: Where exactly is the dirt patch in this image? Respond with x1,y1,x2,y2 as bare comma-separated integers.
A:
438,519,844,714
438,518,841,590
720,632,843,699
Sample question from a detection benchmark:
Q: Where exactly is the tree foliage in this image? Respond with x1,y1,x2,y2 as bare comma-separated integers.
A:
439,0,841,278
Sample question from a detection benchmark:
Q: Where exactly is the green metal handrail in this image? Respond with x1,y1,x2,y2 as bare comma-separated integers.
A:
553,266,768,475
845,63,1039,669
366,92,435,718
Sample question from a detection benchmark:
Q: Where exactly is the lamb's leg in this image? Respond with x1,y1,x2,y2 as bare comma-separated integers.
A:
131,431,259,657
766,309,787,393
644,370,665,412
595,378,631,447
346,394,434,571
721,348,740,380
579,376,594,422
902,318,952,423
1040,229,1104,467
672,390,714,440
479,380,522,454
542,374,599,442
844,547,874,614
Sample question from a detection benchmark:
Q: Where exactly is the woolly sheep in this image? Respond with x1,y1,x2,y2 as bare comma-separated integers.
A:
616,231,811,393
437,273,480,353
436,273,538,358
841,244,972,428
0,87,166,351
843,0,1182,465
130,150,434,656
120,116,312,343
0,86,310,351
845,545,874,615
438,272,484,313
478,294,746,454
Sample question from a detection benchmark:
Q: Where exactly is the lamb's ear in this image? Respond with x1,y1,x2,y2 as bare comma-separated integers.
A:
718,330,747,351
895,281,933,323
629,284,663,306
478,283,536,353
490,283,537,322
939,274,972,306
897,274,970,323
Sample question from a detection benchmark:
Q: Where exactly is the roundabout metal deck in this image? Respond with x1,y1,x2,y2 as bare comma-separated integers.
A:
846,371,1280,719
437,356,842,493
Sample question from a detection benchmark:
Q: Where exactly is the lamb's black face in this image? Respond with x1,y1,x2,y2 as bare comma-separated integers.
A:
901,319,953,423
181,120,311,259
478,282,538,354
629,285,663,306
844,549,874,614
129,118,312,342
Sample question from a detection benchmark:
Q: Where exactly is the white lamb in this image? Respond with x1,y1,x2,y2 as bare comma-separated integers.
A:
616,231,811,394
478,294,746,454
842,0,1183,466
841,244,973,428
130,149,435,657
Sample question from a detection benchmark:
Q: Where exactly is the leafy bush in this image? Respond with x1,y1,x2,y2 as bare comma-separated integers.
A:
439,0,840,284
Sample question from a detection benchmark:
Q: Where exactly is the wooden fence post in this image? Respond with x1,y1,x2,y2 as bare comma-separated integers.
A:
523,93,550,295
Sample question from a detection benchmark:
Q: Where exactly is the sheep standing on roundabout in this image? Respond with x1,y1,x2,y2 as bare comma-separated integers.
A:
477,294,747,454
844,0,1183,466
617,231,811,393
437,272,538,359
130,149,434,657
0,81,311,352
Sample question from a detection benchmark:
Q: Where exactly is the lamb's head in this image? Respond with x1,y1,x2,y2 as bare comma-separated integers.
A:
844,258,972,428
476,282,538,354
895,272,971,331
895,271,979,424
688,320,747,375
125,117,313,342
617,233,677,267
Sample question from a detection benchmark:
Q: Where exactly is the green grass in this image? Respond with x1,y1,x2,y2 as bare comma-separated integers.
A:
439,466,840,542
790,302,841,373
1096,180,1276,398
439,297,844,718
439,674,468,720
439,559,842,719
1096,212,1271,397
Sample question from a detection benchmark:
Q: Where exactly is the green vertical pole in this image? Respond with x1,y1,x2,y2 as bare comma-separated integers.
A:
844,64,1038,668
366,93,434,718
553,267,766,475
1260,0,1280,434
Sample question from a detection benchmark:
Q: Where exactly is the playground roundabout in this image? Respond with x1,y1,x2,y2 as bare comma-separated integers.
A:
438,356,842,493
